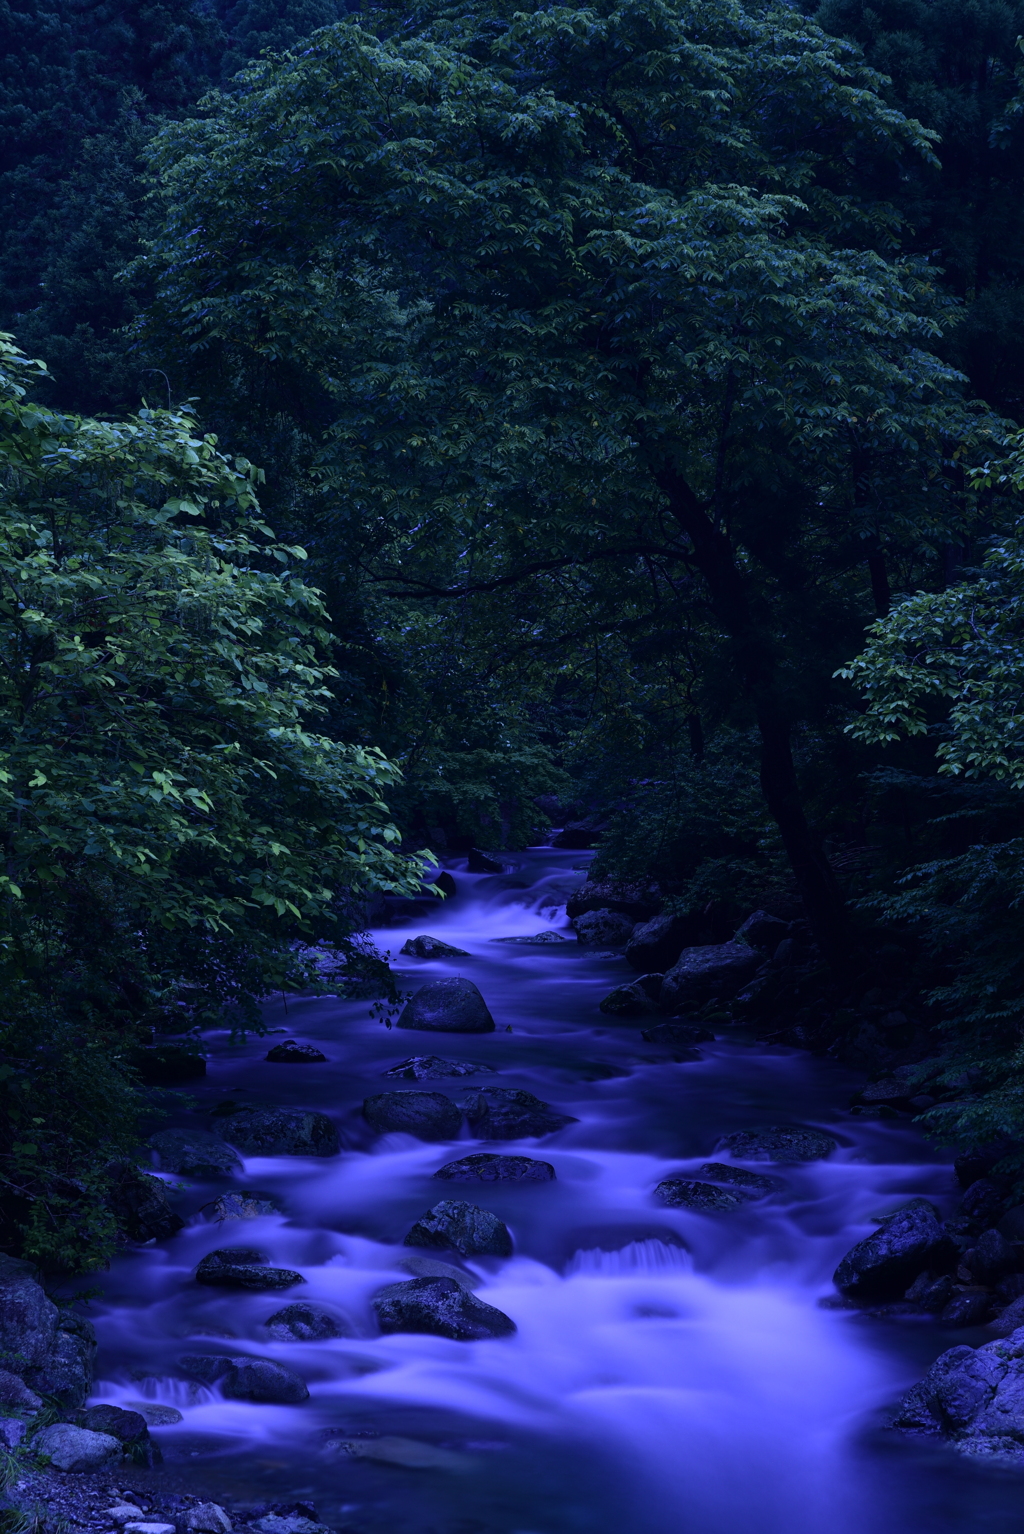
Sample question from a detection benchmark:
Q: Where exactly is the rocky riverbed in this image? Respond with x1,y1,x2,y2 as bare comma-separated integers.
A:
6,849,1024,1534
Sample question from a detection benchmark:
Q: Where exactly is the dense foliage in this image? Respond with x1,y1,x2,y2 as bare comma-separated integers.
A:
5,0,1024,1255
0,335,422,1266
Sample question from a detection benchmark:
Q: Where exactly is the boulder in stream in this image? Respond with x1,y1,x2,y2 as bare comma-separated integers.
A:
833,1198,957,1302
397,978,495,1033
660,943,761,1010
404,1199,513,1256
695,1163,784,1196
35,1422,120,1472
461,1087,576,1140
400,935,470,958
717,1126,837,1163
491,932,568,945
265,1303,351,1341
599,982,657,1018
363,1091,462,1140
893,1327,1024,1459
221,1357,309,1403
373,1277,516,1340
654,1179,749,1212
434,1153,555,1182
206,1191,282,1221
625,914,692,972
265,1040,328,1063
212,1105,339,1157
383,1056,495,1080
196,1248,304,1290
150,1129,242,1178
106,1161,185,1240
572,909,636,946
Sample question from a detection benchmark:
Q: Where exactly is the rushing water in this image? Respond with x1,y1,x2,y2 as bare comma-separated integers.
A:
88,849,1024,1533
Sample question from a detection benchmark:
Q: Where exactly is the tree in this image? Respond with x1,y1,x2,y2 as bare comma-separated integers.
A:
0,333,423,1265
137,0,1002,955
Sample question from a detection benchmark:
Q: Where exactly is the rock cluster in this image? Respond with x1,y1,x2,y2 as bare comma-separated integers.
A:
0,1254,95,1408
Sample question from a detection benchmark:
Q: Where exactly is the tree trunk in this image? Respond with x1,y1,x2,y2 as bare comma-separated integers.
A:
655,463,847,959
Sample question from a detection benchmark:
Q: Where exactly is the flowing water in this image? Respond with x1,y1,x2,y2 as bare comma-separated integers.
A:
89,849,1024,1533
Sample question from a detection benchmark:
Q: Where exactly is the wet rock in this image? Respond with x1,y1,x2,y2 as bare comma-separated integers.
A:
179,1354,234,1384
254,1517,324,1534
82,1405,150,1446
572,909,636,947
695,1163,784,1196
397,977,495,1034
183,1504,232,1534
397,1255,480,1289
599,982,657,1017
207,1191,282,1221
125,1401,183,1425
996,1273,1024,1307
434,1153,555,1182
491,931,568,944
265,1041,328,1063
196,1248,303,1290
893,1328,1024,1457
718,1126,837,1163
640,1021,714,1047
31,1313,96,1406
0,1367,41,1410
212,1105,339,1157
467,848,504,873
363,1091,462,1140
35,1422,120,1471
960,1179,1006,1228
565,881,661,922
654,1179,748,1212
405,1199,513,1257
660,943,761,1011
963,1228,1018,1286
106,1162,185,1241
150,1129,242,1179
0,1255,59,1380
905,1271,955,1312
941,1289,992,1327
373,1277,516,1340
331,1434,469,1470
734,911,790,953
221,1357,309,1403
400,935,470,958
990,1295,1024,1336
265,1303,351,1341
461,1087,576,1140
383,1056,495,1080
625,914,692,972
834,1198,957,1302
435,872,457,898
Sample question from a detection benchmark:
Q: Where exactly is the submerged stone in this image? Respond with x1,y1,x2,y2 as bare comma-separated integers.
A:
695,1163,784,1196
196,1248,303,1291
265,1303,351,1341
717,1127,837,1163
433,1153,555,1183
265,1040,328,1063
150,1129,242,1179
383,1056,495,1081
654,1179,748,1212
363,1091,462,1140
461,1087,576,1140
212,1105,339,1157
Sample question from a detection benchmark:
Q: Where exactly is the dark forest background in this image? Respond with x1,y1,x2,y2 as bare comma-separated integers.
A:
5,0,1024,1266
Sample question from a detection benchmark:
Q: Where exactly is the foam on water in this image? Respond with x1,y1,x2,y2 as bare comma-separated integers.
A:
85,849,1017,1533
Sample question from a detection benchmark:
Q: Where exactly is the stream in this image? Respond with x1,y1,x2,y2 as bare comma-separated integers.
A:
88,847,1024,1534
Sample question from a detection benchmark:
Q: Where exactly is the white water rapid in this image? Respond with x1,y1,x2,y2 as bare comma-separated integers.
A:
84,849,1024,1534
